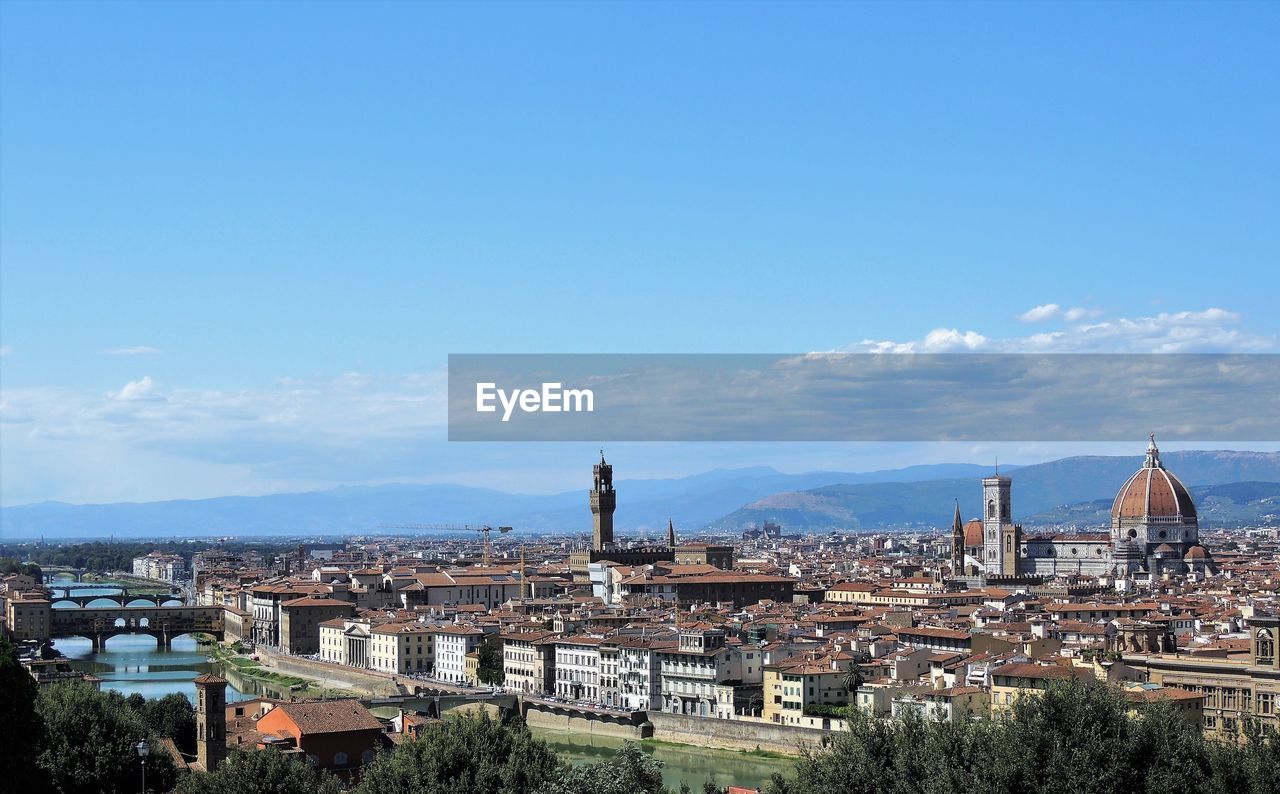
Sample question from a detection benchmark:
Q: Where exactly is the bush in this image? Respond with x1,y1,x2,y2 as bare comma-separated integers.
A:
766,678,1280,794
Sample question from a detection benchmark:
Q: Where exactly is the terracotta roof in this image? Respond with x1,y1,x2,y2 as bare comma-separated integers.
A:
274,699,382,734
1111,441,1197,520
963,519,984,547
992,662,1082,681
193,673,227,685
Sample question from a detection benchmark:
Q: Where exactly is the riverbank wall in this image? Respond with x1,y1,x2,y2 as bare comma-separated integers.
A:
522,703,648,740
646,712,834,756
256,649,401,696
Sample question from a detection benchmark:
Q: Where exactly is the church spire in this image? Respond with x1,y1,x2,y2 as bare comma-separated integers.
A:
666,518,676,548
952,500,963,531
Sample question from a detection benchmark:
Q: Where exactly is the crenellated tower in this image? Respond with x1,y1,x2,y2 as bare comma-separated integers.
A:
590,451,616,551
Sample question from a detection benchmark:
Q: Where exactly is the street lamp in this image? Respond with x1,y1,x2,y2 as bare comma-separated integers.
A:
135,740,149,793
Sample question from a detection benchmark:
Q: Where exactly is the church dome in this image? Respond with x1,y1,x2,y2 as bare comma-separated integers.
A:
963,519,984,547
1184,545,1210,561
1111,435,1197,522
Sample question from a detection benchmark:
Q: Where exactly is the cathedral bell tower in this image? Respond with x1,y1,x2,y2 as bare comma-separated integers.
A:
590,451,616,551
982,474,1017,575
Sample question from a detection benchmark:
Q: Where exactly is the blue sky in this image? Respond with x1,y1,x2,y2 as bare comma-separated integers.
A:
2,2,1278,505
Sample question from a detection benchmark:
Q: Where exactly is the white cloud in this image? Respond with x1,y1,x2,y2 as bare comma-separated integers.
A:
849,307,1274,354
115,376,158,401
1062,307,1101,322
1016,303,1062,323
1,369,451,503
105,346,160,355
0,346,11,357
1016,303,1102,323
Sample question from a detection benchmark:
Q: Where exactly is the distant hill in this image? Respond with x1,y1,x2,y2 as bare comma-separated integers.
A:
705,451,1280,532
0,462,1003,539
1020,481,1280,528
5,452,1276,539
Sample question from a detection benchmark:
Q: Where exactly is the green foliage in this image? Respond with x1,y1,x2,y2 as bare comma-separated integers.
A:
0,540,295,575
353,712,562,794
0,635,48,790
176,748,343,794
477,636,505,685
0,556,43,577
139,693,197,754
538,742,667,794
801,703,848,718
764,678,1280,794
36,682,178,794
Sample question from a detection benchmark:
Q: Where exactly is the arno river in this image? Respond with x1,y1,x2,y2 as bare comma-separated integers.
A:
51,581,795,791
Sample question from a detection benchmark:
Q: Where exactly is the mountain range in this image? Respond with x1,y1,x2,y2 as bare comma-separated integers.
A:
708,451,1280,532
1,452,1277,539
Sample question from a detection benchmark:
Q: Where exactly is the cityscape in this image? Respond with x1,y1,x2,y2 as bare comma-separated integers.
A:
3,2,1279,794
4,441,1279,792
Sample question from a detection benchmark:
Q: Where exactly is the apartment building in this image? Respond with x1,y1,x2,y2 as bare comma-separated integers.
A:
369,621,435,674
501,630,556,694
618,636,676,711
554,635,605,701
434,625,485,683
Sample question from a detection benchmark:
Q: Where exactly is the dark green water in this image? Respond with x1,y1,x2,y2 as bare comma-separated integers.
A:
529,726,795,792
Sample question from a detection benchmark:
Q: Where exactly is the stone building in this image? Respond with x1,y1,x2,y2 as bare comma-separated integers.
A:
957,436,1215,580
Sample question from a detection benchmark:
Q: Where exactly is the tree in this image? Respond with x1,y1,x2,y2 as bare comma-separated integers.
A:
176,748,342,794
0,635,47,790
477,636,505,685
764,678,1280,794
36,682,178,794
141,693,197,754
840,665,864,697
539,743,668,794
353,712,561,794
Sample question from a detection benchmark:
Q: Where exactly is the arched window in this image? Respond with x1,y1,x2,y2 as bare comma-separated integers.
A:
334,751,348,766
1258,629,1275,663
987,500,995,519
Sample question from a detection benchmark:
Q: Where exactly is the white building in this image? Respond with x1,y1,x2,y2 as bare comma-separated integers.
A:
433,625,485,683
132,552,186,583
554,635,605,701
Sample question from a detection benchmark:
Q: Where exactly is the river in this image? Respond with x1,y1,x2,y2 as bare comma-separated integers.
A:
49,580,796,790
529,726,795,793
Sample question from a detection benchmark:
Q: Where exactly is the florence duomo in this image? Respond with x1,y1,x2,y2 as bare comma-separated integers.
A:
952,435,1215,582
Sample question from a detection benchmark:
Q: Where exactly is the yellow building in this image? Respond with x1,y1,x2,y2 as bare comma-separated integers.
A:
989,662,1091,715
763,659,853,725
4,593,51,641
823,581,877,604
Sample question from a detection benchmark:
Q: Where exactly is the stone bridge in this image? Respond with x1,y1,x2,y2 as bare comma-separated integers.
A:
51,605,224,650
43,567,88,583
49,588,182,609
519,695,650,729
365,690,521,720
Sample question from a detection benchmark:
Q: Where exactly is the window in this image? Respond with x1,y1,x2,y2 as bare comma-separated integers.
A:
334,752,348,766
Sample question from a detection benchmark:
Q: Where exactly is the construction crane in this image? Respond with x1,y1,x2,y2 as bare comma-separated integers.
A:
377,524,513,566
